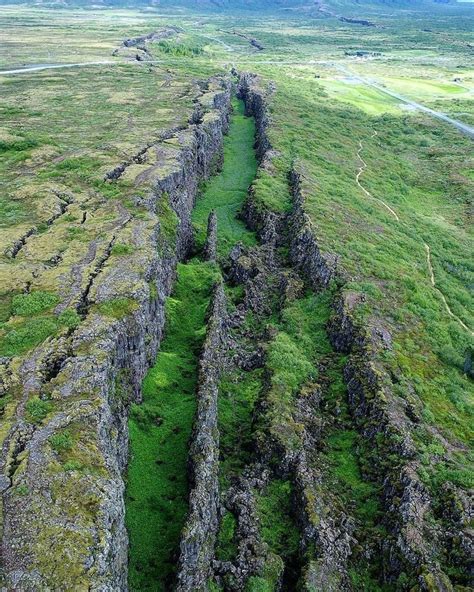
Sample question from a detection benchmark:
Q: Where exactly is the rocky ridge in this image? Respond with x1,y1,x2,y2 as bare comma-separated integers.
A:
176,281,230,591
0,77,232,591
237,71,473,591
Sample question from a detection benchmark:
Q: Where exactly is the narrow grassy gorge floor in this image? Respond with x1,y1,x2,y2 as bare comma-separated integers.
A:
125,98,257,591
126,260,219,591
193,98,258,257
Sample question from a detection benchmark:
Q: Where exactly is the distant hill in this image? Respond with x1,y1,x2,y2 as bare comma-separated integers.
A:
0,0,461,9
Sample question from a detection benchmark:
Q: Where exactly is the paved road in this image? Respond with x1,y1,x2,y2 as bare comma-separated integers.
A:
335,65,474,139
0,61,117,76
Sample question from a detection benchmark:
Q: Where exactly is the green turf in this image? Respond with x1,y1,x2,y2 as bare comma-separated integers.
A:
126,260,220,591
192,98,258,256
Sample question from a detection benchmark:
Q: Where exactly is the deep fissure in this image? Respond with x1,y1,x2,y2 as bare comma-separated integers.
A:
125,97,258,591
125,85,391,592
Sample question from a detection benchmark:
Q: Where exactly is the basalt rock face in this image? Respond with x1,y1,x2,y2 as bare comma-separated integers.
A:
0,78,232,592
203,210,218,261
237,72,470,590
237,72,272,163
176,282,229,592
288,170,340,291
292,385,354,592
237,74,284,246
330,295,455,585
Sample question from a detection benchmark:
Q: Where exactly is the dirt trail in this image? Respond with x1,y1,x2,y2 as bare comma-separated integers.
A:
357,133,473,336
356,131,400,221
424,244,473,335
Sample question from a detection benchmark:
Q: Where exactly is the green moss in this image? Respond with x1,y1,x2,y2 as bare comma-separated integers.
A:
245,554,285,592
0,299,80,357
157,194,179,245
263,290,334,451
63,460,84,472
218,368,263,486
348,567,391,592
256,480,299,568
149,282,158,301
326,430,381,522
208,580,224,592
96,298,138,319
14,484,29,496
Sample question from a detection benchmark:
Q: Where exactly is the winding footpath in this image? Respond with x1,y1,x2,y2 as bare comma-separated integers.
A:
356,131,400,221
357,133,473,336
424,244,473,335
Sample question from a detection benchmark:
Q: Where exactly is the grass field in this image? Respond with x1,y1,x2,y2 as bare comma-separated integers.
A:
193,98,258,255
126,260,219,591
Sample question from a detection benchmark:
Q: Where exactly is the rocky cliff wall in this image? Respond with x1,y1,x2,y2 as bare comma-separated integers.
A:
236,71,466,590
176,282,229,591
0,78,232,591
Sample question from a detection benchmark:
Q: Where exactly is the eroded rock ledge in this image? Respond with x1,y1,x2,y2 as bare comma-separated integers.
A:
0,77,232,591
236,71,471,591
176,282,229,591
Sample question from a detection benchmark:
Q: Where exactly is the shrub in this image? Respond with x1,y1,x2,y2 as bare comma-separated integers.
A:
11,291,59,316
14,484,29,496
0,138,38,153
0,318,58,356
58,309,81,328
26,397,53,423
111,243,135,256
63,460,84,471
49,431,73,452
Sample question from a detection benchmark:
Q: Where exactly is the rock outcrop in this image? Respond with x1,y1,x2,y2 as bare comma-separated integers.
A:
288,169,339,290
0,78,232,591
203,210,218,261
176,282,229,591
